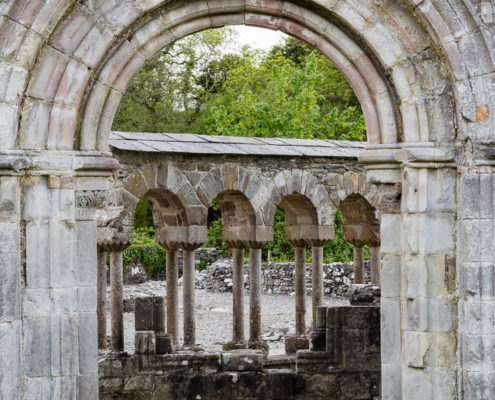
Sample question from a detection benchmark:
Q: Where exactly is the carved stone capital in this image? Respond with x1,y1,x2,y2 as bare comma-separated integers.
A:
98,226,134,252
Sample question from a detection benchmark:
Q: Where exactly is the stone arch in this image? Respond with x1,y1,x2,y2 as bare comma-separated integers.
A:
121,163,207,246
6,0,475,153
197,165,273,245
264,170,336,245
339,194,380,247
328,172,380,212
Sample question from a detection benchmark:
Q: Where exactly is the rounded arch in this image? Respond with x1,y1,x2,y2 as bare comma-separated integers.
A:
339,193,380,247
264,169,336,245
7,0,473,152
196,165,267,226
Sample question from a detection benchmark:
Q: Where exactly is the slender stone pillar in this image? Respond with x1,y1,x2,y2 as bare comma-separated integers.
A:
311,246,324,330
249,247,262,343
295,246,307,335
353,245,365,284
232,247,245,343
182,249,196,347
110,250,124,351
97,247,107,349
166,248,179,347
370,246,381,284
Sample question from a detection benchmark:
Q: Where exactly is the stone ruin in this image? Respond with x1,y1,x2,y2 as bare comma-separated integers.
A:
1,0,495,398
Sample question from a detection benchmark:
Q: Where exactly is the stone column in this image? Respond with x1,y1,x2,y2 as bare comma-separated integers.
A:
285,245,310,354
294,246,307,335
182,248,197,347
110,250,125,351
353,245,365,284
249,247,262,344
311,246,324,330
97,247,107,349
370,246,381,284
232,247,245,343
165,248,180,347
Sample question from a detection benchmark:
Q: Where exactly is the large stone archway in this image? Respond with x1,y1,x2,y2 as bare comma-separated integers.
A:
1,0,494,398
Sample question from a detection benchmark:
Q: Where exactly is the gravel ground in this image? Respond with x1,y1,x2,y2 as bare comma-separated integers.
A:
105,281,348,356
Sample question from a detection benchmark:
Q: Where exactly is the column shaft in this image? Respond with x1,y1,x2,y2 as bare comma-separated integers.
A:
249,248,262,343
97,248,107,349
232,248,245,343
370,246,381,284
353,245,365,284
110,251,124,351
182,249,196,347
295,246,307,335
166,249,179,346
311,246,324,331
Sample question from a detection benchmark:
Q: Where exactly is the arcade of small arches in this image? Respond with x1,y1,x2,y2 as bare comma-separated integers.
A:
1,0,494,398
96,134,383,355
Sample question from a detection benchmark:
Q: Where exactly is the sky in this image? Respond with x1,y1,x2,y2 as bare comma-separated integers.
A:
232,26,288,52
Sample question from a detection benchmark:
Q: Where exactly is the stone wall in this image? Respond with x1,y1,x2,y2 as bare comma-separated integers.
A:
99,302,380,400
201,259,370,297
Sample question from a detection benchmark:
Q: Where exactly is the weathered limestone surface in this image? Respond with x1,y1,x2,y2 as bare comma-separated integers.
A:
2,0,495,398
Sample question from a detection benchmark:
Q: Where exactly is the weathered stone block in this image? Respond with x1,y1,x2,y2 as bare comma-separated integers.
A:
135,296,165,333
285,335,310,355
221,350,263,372
349,284,380,305
135,331,156,356
156,333,173,355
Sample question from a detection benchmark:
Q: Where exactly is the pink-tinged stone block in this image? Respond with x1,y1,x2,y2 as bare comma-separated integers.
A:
19,97,52,149
282,2,328,33
98,41,137,89
49,7,96,56
97,88,123,151
130,17,168,48
170,17,212,42
245,0,283,16
27,46,68,101
244,13,280,31
54,59,90,107
210,14,245,28
47,104,76,150
0,17,42,68
6,0,44,29
207,0,245,14
80,81,110,151
0,62,28,105
113,53,146,93
352,54,388,95
87,0,144,35
140,29,175,59
74,23,114,69
279,19,319,46
162,1,209,28
30,0,70,35
0,103,18,148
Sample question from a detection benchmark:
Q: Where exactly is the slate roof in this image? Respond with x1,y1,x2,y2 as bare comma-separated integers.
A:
109,131,365,158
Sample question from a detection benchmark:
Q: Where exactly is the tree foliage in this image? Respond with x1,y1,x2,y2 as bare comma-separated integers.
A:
115,28,367,268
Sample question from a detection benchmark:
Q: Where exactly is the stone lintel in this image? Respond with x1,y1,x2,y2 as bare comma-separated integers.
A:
343,224,380,247
285,225,334,247
156,225,207,250
223,225,273,248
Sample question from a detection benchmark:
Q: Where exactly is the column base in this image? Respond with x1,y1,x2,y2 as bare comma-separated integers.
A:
222,340,247,351
248,340,270,358
285,335,310,355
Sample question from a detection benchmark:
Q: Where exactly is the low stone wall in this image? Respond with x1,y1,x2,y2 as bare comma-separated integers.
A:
201,260,370,297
